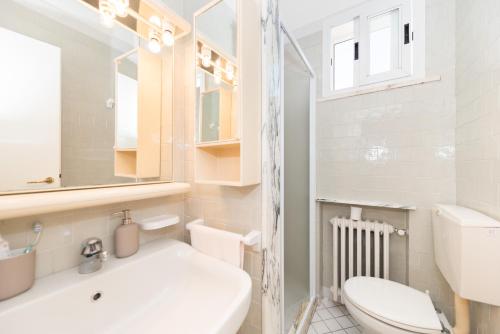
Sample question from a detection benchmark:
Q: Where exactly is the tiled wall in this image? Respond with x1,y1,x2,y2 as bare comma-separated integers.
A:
0,196,185,279
175,36,263,334
455,0,500,332
298,0,457,320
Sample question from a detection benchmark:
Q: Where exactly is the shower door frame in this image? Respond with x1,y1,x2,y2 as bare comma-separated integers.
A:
279,23,317,333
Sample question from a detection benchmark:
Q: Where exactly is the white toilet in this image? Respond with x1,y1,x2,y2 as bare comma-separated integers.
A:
343,204,500,334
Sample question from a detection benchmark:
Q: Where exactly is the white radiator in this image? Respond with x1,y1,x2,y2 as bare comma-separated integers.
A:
329,217,395,303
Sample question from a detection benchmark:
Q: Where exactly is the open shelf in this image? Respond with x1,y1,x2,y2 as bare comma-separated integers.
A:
195,139,240,148
114,147,137,152
195,144,241,184
115,150,137,177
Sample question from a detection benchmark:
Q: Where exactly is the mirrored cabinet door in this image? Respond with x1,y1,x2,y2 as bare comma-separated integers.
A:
0,0,190,194
193,0,261,187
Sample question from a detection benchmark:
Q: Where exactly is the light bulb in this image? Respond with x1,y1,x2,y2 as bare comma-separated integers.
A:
148,30,162,54
225,63,234,80
148,37,161,54
214,60,222,84
99,0,116,28
214,71,221,84
149,15,162,27
162,22,175,47
110,0,129,17
201,46,211,68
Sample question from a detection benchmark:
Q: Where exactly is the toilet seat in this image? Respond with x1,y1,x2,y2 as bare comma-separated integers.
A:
343,277,442,334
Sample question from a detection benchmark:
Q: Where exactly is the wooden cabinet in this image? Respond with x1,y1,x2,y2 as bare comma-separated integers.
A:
194,0,261,186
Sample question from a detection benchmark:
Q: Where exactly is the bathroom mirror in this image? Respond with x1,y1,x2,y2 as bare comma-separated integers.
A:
0,0,185,194
196,0,237,59
195,0,239,144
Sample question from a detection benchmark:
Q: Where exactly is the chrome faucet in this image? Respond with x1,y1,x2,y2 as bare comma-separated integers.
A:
79,237,108,274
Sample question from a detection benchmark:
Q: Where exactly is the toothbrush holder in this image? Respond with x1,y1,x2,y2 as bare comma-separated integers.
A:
0,249,36,301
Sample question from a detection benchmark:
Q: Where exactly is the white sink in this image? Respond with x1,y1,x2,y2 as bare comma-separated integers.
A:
0,239,252,334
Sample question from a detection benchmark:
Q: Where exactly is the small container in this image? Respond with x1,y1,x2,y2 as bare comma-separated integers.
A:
113,210,139,258
0,249,36,301
350,206,362,221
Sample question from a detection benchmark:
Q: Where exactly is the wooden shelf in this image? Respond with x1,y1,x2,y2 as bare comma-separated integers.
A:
0,183,191,220
196,145,240,184
114,147,137,152
196,140,240,148
195,180,244,187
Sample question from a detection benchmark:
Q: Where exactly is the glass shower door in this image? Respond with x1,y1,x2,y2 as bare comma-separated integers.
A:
283,30,313,332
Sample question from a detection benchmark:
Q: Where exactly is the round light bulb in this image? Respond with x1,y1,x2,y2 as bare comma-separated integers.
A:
201,46,211,68
148,33,161,54
225,63,234,80
99,0,116,28
149,15,162,27
111,0,129,17
148,38,161,54
162,29,174,47
214,58,222,84
214,68,222,84
162,22,175,47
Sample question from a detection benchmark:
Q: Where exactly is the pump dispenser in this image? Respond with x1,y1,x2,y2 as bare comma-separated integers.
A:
113,209,139,258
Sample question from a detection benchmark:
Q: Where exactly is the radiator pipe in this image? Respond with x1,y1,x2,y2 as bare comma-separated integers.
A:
453,293,470,334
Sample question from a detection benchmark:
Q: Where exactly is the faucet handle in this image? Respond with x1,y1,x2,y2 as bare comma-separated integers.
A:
81,237,103,257
98,251,108,262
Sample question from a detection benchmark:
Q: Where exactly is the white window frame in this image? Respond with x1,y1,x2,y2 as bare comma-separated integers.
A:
322,0,425,98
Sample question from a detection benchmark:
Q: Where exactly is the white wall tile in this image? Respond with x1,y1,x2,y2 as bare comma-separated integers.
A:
301,0,457,322
455,0,500,331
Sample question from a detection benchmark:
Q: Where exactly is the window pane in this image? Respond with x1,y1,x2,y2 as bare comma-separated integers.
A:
369,9,399,75
331,21,355,91
334,40,354,90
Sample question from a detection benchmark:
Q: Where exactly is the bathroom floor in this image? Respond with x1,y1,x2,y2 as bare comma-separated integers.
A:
307,298,363,334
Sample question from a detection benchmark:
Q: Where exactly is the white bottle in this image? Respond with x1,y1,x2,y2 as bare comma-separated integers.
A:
0,235,10,260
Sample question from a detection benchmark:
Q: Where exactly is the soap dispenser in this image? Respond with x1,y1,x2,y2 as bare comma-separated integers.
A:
113,210,139,258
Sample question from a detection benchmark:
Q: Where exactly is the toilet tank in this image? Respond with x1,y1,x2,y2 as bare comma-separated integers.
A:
432,204,500,306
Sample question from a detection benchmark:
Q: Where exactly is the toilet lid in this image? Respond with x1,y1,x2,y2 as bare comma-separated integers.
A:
343,277,442,333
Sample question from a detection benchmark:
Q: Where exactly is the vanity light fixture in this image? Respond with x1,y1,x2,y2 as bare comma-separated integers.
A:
201,46,212,68
99,0,116,28
225,62,234,80
162,21,175,47
110,0,129,17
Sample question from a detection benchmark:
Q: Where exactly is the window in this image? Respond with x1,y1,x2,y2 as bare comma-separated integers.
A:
322,0,425,98
331,21,356,91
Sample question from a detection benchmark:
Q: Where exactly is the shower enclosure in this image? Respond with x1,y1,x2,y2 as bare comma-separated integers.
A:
280,24,317,333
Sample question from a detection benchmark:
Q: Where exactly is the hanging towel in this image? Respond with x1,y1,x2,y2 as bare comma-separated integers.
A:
190,224,244,268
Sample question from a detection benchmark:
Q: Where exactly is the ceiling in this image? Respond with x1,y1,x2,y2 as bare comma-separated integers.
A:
280,0,366,33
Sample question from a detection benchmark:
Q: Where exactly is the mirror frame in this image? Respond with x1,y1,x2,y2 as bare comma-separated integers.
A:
0,0,191,196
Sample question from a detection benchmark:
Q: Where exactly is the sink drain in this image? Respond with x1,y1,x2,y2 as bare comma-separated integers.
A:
91,291,103,302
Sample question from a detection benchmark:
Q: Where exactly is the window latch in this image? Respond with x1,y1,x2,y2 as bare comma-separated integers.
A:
354,42,359,60
404,23,411,44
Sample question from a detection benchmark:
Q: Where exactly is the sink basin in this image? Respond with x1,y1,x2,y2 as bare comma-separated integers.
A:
0,239,252,334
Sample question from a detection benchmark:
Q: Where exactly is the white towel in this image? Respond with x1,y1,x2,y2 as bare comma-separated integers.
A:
190,225,244,268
